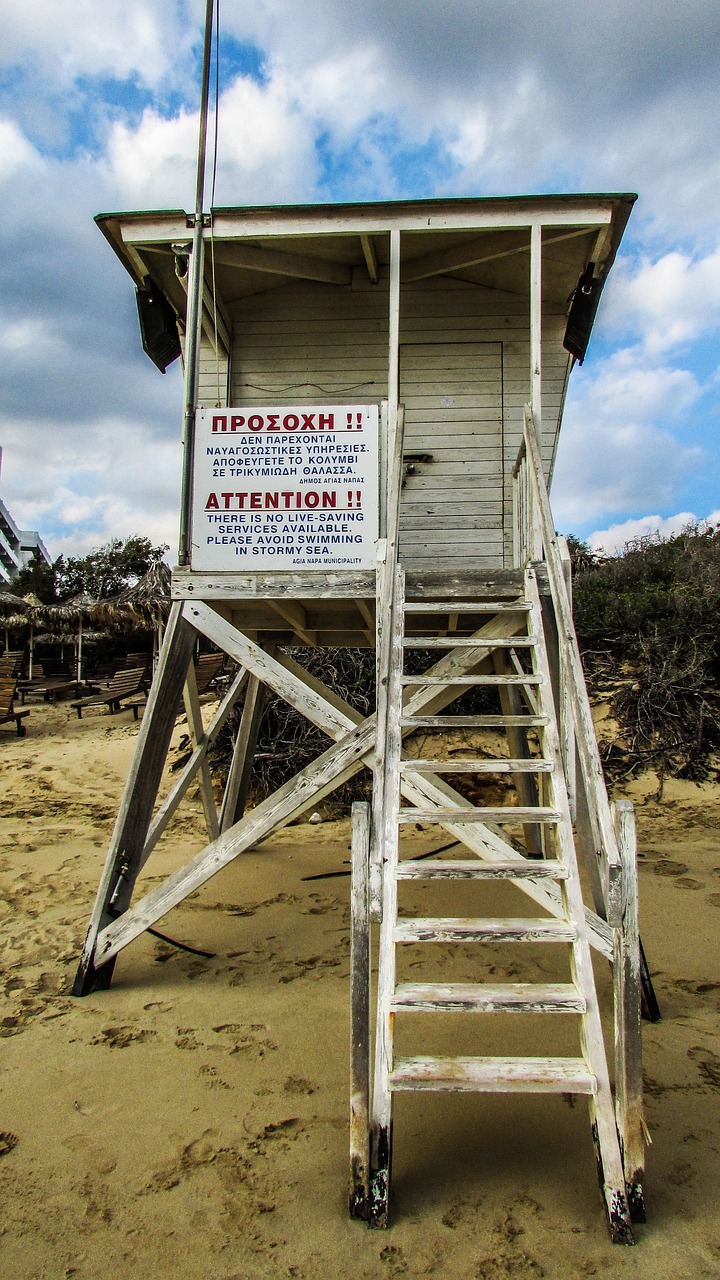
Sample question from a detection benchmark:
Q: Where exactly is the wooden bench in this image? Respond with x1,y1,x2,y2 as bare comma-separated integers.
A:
71,667,148,719
0,675,30,736
194,651,225,697
0,650,25,679
18,664,84,703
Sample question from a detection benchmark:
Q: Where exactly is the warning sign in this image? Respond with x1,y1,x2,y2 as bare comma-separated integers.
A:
191,405,379,571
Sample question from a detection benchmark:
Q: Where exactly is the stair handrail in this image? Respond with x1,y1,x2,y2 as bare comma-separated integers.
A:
370,399,405,918
519,403,622,925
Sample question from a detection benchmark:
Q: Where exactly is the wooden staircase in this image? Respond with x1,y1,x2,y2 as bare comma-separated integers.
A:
365,565,636,1243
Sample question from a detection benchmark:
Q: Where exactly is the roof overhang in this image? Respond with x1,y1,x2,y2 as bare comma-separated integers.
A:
96,192,635,357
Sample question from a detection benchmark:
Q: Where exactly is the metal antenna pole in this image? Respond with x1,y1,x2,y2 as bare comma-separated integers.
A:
178,0,215,566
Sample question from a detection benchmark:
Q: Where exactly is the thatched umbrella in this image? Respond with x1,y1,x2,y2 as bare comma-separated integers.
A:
1,592,30,653
0,592,29,619
91,562,171,668
2,611,30,664
34,591,97,682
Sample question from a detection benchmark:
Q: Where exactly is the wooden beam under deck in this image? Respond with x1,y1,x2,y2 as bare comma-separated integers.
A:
171,567,528,645
203,239,352,286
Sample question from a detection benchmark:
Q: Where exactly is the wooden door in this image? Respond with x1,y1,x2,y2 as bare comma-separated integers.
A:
398,341,504,569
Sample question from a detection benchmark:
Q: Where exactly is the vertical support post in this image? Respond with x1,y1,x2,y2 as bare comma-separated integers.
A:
512,469,520,568
219,670,269,832
492,648,542,857
370,229,403,920
557,536,576,818
612,799,646,1222
349,801,371,1219
183,660,220,842
529,225,543,563
388,227,401,422
72,602,198,995
573,750,608,920
369,565,405,1230
178,0,215,566
530,222,542,434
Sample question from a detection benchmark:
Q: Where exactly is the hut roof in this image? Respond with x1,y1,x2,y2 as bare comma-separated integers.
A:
0,592,30,618
91,561,171,630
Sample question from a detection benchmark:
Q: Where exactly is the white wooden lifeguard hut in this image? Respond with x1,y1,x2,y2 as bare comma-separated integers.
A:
74,192,646,1243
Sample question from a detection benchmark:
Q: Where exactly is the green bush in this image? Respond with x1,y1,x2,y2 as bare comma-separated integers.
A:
571,524,720,779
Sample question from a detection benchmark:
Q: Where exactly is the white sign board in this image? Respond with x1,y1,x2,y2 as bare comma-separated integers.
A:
191,405,379,571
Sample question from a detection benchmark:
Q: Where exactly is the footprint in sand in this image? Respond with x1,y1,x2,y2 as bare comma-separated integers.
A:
139,1128,223,1193
652,859,690,877
90,1025,157,1049
175,1029,205,1051
283,1075,316,1096
687,1045,720,1087
0,1132,19,1156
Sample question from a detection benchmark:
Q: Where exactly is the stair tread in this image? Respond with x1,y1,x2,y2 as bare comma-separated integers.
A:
403,636,535,648
397,806,561,823
396,859,568,880
404,601,530,613
389,1055,596,1093
400,674,541,685
399,758,553,773
400,714,548,728
393,917,577,942
392,982,586,1012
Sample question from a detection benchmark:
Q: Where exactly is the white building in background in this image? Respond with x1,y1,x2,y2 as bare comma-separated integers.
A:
0,447,51,585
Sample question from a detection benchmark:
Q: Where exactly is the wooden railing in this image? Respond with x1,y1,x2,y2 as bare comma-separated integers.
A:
513,403,623,925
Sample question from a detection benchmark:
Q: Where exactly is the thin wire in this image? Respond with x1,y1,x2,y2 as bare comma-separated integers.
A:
209,0,223,406
242,381,378,394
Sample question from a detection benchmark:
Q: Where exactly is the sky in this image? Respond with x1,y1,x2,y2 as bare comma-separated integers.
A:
1,0,719,560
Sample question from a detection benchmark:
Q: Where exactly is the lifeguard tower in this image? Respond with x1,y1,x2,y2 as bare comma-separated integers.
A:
74,193,646,1242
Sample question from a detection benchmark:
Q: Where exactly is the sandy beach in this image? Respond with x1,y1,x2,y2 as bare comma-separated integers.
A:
1,696,720,1279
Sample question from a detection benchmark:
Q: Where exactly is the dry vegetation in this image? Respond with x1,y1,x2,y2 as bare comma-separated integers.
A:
570,525,720,784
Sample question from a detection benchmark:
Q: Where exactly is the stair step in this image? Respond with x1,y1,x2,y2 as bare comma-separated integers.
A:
393,917,577,943
400,714,548,729
397,806,561,824
404,601,530,614
389,1055,596,1093
400,674,541,686
397,858,568,880
403,636,535,649
399,758,553,775
391,982,586,1014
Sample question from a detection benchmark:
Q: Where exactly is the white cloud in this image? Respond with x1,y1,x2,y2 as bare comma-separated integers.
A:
0,119,43,182
587,512,700,556
0,318,57,355
0,0,188,88
601,248,720,354
104,71,320,208
1,416,181,559
575,348,700,421
215,73,319,203
104,106,200,208
552,351,704,525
